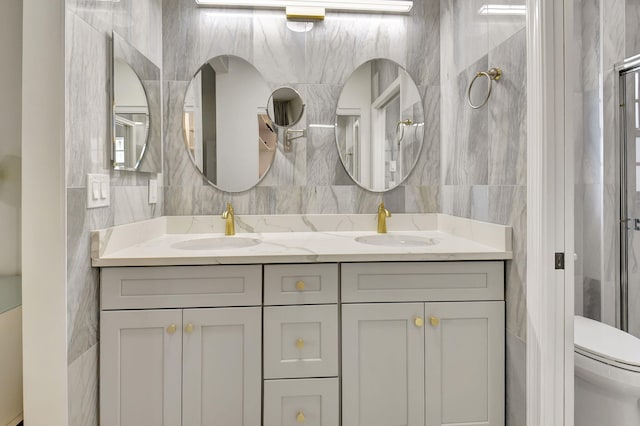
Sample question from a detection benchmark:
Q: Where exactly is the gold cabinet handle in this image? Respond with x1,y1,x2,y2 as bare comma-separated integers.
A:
167,324,177,335
296,280,305,291
296,411,305,423
295,338,305,349
414,316,424,327
430,316,440,327
185,323,195,334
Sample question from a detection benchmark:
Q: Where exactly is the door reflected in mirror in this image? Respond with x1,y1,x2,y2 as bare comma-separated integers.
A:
336,59,425,192
183,55,276,193
111,32,161,173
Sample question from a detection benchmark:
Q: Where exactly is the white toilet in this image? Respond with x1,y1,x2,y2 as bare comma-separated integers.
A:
574,315,640,425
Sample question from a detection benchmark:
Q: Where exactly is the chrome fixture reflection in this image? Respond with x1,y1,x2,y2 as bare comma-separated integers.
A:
336,58,425,192
183,55,276,192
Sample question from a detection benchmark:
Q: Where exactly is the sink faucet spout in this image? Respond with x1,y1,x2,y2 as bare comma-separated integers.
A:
222,202,235,236
377,202,391,234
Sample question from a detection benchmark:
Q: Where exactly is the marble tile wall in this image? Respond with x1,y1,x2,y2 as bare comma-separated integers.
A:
440,1,526,424
162,0,440,217
65,1,163,425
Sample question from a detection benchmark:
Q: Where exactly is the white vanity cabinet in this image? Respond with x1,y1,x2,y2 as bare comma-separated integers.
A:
100,265,262,426
341,262,505,426
99,260,505,426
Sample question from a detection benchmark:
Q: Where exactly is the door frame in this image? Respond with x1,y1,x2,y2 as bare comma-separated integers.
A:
526,0,575,424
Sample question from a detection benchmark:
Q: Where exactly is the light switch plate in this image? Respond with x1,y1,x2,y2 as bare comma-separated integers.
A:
87,174,110,208
148,179,158,204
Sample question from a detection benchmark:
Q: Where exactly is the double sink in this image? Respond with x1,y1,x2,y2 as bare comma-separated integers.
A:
171,234,439,251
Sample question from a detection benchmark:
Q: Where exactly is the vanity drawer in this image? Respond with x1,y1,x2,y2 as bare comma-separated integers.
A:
264,264,338,305
264,378,339,426
101,265,262,310
263,305,338,379
341,261,504,303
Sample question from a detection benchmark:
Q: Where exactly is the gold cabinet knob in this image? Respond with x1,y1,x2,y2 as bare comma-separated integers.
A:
296,280,305,291
167,324,177,335
414,317,424,327
296,411,305,423
430,316,440,327
185,323,195,334
295,338,305,349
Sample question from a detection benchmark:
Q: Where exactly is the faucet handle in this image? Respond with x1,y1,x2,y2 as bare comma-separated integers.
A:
378,201,391,217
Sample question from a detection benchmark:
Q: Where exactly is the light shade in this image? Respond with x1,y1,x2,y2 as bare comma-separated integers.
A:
195,0,413,13
478,4,526,16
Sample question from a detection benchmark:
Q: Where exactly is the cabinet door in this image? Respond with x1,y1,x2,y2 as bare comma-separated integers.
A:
342,303,425,426
100,309,182,426
425,302,505,426
182,307,262,426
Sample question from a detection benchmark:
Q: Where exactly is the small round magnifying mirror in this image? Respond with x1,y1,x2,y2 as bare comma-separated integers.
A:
266,87,305,128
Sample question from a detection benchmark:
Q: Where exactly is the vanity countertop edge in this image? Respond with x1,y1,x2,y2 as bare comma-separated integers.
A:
91,214,513,267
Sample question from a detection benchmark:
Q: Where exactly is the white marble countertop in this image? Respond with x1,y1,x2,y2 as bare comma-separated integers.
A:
91,214,512,267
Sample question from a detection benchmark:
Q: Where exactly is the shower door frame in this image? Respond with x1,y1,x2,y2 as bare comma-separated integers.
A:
526,0,575,425
616,54,640,333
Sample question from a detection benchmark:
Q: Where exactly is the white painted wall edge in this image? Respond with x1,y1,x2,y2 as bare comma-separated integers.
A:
22,0,69,424
526,0,572,424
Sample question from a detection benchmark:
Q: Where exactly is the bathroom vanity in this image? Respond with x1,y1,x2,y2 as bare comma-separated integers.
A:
92,214,511,426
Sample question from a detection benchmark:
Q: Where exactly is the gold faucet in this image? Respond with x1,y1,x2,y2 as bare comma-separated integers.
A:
377,202,391,233
222,202,235,236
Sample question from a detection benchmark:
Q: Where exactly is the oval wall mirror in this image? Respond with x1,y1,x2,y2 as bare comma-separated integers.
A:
183,55,276,192
266,87,305,128
112,32,161,172
335,59,425,192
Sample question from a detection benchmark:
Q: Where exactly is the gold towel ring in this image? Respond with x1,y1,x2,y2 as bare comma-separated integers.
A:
467,67,502,109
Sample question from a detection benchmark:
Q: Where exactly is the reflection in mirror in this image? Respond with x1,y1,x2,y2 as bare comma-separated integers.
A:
336,59,424,192
267,87,305,128
112,32,161,172
183,56,275,193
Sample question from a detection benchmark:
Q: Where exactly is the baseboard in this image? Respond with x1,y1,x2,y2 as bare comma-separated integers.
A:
7,413,23,426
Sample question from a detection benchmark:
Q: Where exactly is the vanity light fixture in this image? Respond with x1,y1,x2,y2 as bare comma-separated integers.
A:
195,0,413,14
309,124,336,128
478,4,526,16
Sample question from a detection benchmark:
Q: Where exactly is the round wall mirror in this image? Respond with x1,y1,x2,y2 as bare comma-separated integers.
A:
266,87,305,128
335,59,425,192
183,55,276,193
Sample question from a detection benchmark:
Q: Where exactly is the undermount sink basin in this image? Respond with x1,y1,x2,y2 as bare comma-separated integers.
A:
171,237,261,251
354,234,439,247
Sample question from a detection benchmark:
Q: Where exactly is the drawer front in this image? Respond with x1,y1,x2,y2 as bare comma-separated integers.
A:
101,265,262,310
263,305,338,379
264,264,338,306
342,261,504,303
264,378,339,426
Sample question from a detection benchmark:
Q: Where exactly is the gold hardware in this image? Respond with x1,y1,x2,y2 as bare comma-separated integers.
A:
167,324,177,335
414,316,424,327
296,280,305,291
377,202,391,233
296,411,305,423
296,338,305,349
222,202,235,236
185,323,195,334
430,316,440,327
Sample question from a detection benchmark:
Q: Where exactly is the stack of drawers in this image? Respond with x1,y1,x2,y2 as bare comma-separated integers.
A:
263,264,340,426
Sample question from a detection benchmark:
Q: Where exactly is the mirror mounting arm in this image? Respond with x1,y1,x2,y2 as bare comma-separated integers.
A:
284,128,307,152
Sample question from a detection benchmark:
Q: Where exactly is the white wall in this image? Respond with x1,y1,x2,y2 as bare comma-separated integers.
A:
216,57,270,192
22,0,69,424
0,0,23,276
